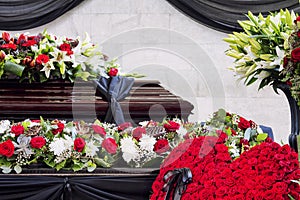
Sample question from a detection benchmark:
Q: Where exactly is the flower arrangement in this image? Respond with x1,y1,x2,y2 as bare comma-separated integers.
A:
0,30,124,83
150,109,300,199
0,118,121,173
151,137,300,200
0,116,189,173
224,9,296,90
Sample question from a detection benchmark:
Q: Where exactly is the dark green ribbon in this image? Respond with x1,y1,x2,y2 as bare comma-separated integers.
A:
162,168,192,200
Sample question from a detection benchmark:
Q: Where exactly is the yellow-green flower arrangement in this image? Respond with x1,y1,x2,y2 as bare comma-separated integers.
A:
224,9,296,89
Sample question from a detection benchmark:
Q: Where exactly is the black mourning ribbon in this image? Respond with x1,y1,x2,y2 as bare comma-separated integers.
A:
162,168,192,200
94,76,134,125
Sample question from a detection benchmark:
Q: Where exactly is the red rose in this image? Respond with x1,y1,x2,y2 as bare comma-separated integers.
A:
164,120,180,132
36,54,49,65
238,117,250,130
60,43,73,55
2,32,10,42
154,139,170,154
0,43,17,50
11,124,24,136
291,47,300,62
132,127,146,140
102,138,117,154
74,137,85,152
108,68,118,76
118,122,132,131
30,136,46,149
295,16,300,23
0,140,14,158
92,124,106,137
52,122,64,135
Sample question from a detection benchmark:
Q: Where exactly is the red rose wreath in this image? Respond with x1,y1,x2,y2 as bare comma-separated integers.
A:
151,136,300,200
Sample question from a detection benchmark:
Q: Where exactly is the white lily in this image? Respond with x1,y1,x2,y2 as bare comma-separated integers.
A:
270,46,285,70
40,60,55,78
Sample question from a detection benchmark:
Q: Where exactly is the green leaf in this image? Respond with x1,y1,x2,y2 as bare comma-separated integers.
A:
246,76,258,86
94,157,111,168
44,158,55,168
256,133,268,142
4,61,25,77
55,160,66,171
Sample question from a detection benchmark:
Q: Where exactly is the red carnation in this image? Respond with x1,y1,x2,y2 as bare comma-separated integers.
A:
132,127,146,140
154,139,170,154
92,124,106,137
52,122,64,135
74,137,85,152
11,124,24,136
164,121,180,132
30,136,46,149
102,138,118,154
0,140,14,158
36,54,49,65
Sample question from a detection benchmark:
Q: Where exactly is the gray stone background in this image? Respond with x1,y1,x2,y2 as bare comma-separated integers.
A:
9,0,289,143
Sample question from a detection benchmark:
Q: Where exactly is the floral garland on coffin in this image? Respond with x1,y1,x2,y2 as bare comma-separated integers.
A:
0,109,276,174
0,30,127,83
151,109,300,200
0,116,186,173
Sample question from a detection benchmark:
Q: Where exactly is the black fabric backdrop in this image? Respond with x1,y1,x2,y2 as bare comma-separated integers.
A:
0,168,159,200
165,0,300,33
0,0,84,30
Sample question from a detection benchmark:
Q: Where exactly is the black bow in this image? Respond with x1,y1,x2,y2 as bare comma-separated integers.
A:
94,76,134,125
162,168,192,200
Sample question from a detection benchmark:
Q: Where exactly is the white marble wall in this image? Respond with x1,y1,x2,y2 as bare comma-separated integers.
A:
5,0,290,143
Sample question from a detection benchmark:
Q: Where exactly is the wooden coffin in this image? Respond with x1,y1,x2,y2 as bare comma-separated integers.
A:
0,79,194,124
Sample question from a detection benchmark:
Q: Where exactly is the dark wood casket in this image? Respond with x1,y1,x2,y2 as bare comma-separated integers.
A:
0,79,194,200
0,79,194,124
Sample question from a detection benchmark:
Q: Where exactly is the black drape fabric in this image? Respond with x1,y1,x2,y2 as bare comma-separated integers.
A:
95,76,135,125
0,0,84,30
0,172,158,200
165,0,300,33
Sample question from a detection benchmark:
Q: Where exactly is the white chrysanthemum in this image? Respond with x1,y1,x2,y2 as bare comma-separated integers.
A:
120,137,139,163
177,126,186,138
139,135,156,152
0,120,10,134
49,138,66,156
85,141,99,157
120,137,136,151
63,135,73,149
49,136,73,156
